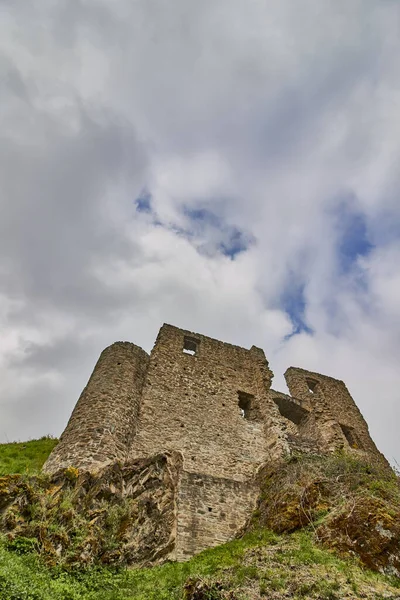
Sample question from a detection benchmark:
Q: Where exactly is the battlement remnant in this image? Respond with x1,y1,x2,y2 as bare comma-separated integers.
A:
43,324,388,560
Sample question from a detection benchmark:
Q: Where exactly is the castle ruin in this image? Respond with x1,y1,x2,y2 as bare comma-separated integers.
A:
43,324,388,560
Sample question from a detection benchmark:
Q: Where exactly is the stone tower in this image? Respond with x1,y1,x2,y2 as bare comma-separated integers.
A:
43,323,388,559
43,342,149,473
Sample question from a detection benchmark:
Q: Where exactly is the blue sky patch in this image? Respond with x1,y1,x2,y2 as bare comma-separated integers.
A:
333,201,374,273
219,228,250,259
135,189,152,213
184,207,221,228
183,206,253,259
281,282,313,339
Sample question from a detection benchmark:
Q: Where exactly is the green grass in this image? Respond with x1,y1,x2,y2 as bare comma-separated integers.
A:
0,437,58,475
1,440,399,599
1,529,399,600
0,530,271,600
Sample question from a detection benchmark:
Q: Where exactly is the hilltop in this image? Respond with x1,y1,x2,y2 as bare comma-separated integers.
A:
1,439,400,599
0,437,58,475
42,326,391,565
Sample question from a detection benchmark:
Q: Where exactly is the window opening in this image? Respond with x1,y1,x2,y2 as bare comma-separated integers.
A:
183,336,199,356
306,378,318,394
238,391,255,419
272,397,308,426
340,424,361,449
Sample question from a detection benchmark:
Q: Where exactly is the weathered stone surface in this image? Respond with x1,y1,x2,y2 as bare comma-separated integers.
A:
175,471,259,560
317,495,400,576
284,367,389,467
247,452,400,575
43,342,149,474
42,323,390,560
130,325,278,481
2,453,182,566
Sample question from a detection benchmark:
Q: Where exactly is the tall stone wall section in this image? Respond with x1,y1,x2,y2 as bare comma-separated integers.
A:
129,324,286,479
284,367,389,467
128,324,289,557
42,323,390,559
43,342,149,474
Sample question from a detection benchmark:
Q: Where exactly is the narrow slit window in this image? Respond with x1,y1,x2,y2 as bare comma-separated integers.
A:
238,391,255,419
183,336,199,356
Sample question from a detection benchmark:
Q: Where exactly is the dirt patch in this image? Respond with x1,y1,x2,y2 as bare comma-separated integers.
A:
183,578,236,599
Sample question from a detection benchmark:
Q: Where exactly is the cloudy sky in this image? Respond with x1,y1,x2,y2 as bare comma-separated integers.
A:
1,0,400,464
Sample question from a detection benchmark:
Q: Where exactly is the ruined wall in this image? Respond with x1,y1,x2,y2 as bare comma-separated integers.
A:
42,323,390,561
268,389,322,455
127,324,291,558
250,348,290,464
174,471,259,561
43,342,149,474
129,324,285,481
284,367,389,466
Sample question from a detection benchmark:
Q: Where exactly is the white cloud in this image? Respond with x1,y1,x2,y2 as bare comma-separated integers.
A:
0,0,400,465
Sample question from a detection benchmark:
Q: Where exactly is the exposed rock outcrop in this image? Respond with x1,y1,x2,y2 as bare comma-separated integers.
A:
247,451,400,576
0,453,182,567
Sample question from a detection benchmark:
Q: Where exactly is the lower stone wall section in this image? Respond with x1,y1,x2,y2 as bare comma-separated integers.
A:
175,471,259,561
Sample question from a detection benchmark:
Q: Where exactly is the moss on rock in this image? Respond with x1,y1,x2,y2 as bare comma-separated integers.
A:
248,452,400,575
0,453,182,568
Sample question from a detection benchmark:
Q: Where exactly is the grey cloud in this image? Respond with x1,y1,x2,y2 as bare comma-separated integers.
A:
0,100,147,310
0,376,80,443
3,66,30,102
0,0,400,469
7,336,95,373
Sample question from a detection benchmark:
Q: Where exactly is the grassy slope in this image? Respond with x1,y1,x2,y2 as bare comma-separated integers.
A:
250,451,400,575
1,439,400,599
1,529,400,600
0,437,58,475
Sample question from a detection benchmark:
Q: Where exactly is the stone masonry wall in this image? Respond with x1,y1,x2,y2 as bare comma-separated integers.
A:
42,323,391,561
174,471,259,561
268,389,322,455
127,325,290,558
284,367,389,467
250,349,290,464
129,324,286,481
43,342,149,474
